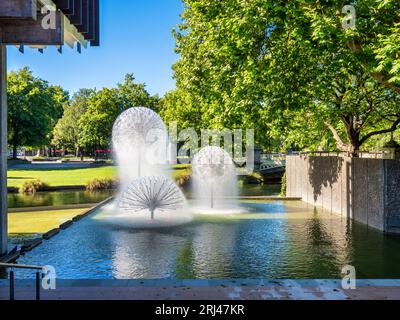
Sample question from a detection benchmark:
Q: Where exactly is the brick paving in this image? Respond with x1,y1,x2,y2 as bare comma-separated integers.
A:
1,279,400,300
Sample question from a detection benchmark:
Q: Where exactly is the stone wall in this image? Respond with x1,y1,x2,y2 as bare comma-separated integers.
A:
286,155,400,233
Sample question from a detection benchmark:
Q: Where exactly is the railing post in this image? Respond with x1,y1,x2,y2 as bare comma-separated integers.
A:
35,271,40,300
9,269,14,300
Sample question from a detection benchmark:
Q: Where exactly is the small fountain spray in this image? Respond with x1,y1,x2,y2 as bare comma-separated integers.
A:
118,176,185,220
192,146,240,213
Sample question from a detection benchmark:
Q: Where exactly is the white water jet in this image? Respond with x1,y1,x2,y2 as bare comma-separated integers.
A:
101,106,192,227
119,176,186,220
105,175,190,228
192,146,243,214
112,107,168,189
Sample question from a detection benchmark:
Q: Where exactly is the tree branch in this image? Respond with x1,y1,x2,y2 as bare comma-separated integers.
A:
346,41,400,94
359,118,400,145
324,121,349,151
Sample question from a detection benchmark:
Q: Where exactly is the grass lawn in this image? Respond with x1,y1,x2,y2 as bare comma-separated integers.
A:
7,165,191,188
8,166,117,188
8,208,88,234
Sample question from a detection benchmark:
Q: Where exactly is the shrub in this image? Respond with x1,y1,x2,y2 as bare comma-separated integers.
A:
173,170,192,187
86,178,117,191
19,180,48,194
32,156,59,162
280,172,287,197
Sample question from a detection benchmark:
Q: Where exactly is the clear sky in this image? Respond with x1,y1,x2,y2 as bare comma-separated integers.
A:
7,0,183,97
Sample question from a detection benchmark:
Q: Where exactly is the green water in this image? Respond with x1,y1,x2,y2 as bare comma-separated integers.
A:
8,190,114,208
7,184,279,209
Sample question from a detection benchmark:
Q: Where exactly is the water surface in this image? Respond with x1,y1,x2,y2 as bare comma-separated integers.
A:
10,200,400,279
8,190,114,208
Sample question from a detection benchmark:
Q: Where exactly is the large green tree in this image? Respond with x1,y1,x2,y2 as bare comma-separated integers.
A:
52,88,96,156
79,87,121,152
79,74,160,153
7,68,68,159
166,0,400,154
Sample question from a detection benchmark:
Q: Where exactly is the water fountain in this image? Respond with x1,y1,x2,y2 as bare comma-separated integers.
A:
112,107,168,189
102,106,192,227
118,176,186,220
192,146,242,214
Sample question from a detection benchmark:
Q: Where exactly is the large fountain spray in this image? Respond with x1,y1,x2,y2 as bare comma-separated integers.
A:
102,106,192,227
192,146,240,213
112,107,168,188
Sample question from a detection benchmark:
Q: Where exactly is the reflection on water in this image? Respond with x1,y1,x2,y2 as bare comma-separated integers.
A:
8,190,114,208
11,201,400,279
7,184,277,209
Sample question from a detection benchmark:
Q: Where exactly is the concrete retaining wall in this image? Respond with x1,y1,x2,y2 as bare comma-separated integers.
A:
286,155,400,233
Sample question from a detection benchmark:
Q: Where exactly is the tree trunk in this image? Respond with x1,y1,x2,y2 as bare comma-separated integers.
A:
325,121,361,157
12,143,17,160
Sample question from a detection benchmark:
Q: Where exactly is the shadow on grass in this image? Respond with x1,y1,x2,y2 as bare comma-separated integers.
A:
8,165,114,172
8,177,34,180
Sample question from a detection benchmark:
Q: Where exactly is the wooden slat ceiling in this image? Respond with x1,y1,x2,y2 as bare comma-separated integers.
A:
50,0,100,46
0,0,99,49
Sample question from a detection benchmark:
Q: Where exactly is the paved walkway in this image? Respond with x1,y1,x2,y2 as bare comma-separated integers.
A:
1,279,400,300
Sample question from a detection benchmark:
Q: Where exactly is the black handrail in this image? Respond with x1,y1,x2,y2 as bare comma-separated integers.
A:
0,263,44,300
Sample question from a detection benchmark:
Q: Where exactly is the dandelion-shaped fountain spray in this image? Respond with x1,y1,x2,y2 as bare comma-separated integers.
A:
192,146,239,213
102,106,192,228
112,107,168,188
119,176,185,220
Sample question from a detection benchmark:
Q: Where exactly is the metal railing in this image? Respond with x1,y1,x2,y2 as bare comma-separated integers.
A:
284,150,396,159
0,263,44,300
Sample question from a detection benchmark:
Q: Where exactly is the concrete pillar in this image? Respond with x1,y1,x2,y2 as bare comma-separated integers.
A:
0,44,7,256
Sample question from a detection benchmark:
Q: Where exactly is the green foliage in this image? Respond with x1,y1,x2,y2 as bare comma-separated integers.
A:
52,74,160,154
79,87,121,150
85,178,117,191
78,74,160,151
32,156,57,161
165,0,400,154
280,172,286,197
241,172,264,185
19,179,48,194
173,168,192,187
52,89,95,155
8,68,68,158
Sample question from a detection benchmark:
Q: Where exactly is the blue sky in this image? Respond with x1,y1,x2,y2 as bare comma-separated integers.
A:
7,0,183,97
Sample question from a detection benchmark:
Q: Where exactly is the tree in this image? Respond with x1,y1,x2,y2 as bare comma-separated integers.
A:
118,73,161,112
160,89,203,131
79,74,160,154
52,89,96,156
168,0,400,154
7,68,68,159
79,87,121,153
306,0,400,94
316,64,400,155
